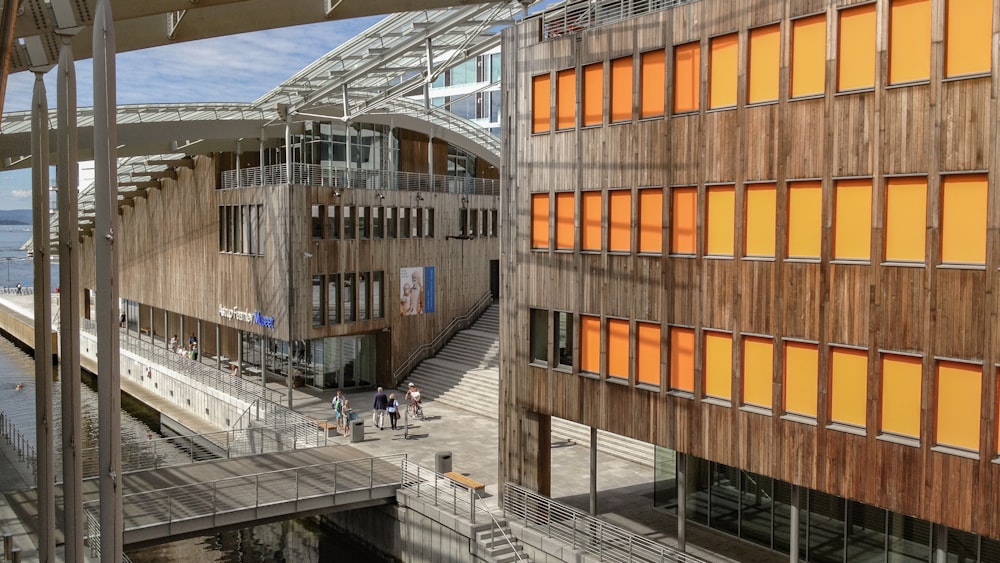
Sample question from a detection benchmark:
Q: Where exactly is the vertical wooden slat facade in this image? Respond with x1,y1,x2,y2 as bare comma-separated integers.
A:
500,0,1000,539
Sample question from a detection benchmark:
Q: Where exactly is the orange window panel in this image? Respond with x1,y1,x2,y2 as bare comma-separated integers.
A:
640,50,665,118
706,185,735,256
669,327,695,392
880,354,922,439
555,192,575,250
784,341,818,417
530,193,549,249
745,183,777,257
636,322,661,386
610,56,633,123
837,4,876,91
710,33,738,108
581,191,603,251
704,331,733,400
791,14,826,98
556,68,576,130
638,188,663,254
941,175,988,264
671,187,697,254
742,336,774,409
606,318,630,379
532,74,551,133
673,42,701,113
885,177,926,262
787,181,823,258
748,24,780,104
834,179,872,260
830,347,868,428
946,0,992,77
936,361,982,451
582,62,604,126
890,0,930,84
608,190,632,252
580,315,601,374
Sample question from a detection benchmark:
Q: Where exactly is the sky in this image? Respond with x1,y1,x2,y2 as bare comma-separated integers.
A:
0,16,382,210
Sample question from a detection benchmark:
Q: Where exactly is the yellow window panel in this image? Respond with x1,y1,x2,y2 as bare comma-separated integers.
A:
638,188,663,254
582,63,604,126
707,185,735,256
935,361,982,452
710,34,738,108
745,183,776,257
834,179,872,260
884,177,926,262
670,327,695,392
889,0,930,84
941,175,987,264
671,187,697,254
555,192,575,250
880,354,922,438
748,24,780,103
742,336,773,409
830,347,868,428
606,318,630,379
787,181,823,258
530,193,549,249
784,341,818,418
608,190,632,252
556,68,576,130
610,56,633,122
640,50,665,118
580,315,601,374
946,0,992,77
532,74,551,133
792,14,826,98
704,331,733,400
581,191,602,251
636,322,661,386
837,4,876,91
674,42,701,113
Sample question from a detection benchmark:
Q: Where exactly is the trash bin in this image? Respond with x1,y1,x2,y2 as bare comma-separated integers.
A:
350,418,365,443
436,451,453,474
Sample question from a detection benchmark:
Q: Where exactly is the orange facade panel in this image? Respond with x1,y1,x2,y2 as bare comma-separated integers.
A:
556,68,576,130
636,322,661,386
748,25,780,104
710,34,738,108
941,174,987,264
837,4,876,91
531,193,549,249
670,327,695,393
784,341,818,418
792,14,826,98
640,50,665,118
674,42,701,113
581,191,602,251
638,188,663,254
580,315,601,374
884,177,926,262
582,62,604,126
607,318,630,379
707,185,735,256
608,190,632,252
745,183,776,257
946,0,992,77
834,179,872,260
555,192,575,250
532,74,551,133
787,181,823,258
830,347,868,428
742,336,773,409
704,331,733,401
890,0,930,84
936,361,982,452
671,187,697,254
880,354,922,439
610,56,633,122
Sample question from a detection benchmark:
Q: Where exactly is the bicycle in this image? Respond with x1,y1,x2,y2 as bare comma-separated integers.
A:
412,400,424,420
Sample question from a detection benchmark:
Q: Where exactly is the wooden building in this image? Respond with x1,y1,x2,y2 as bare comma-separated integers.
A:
500,0,1000,559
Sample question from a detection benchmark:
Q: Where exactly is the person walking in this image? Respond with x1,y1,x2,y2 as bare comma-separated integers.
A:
405,382,422,417
387,394,399,430
331,390,345,434
373,386,389,430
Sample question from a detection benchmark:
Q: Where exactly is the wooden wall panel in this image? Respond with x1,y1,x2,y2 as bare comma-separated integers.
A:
743,104,779,181
783,99,826,179
781,262,822,340
701,259,736,329
704,111,739,182
668,115,701,185
934,269,986,360
827,264,870,346
739,260,776,336
668,259,698,324
881,86,929,175
634,120,669,187
878,267,924,353
940,78,992,172
830,93,875,177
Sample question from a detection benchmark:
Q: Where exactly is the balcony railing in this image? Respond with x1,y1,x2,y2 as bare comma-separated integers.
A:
221,163,501,196
541,0,699,40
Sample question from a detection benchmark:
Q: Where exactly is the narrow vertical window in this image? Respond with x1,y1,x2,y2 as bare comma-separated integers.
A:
425,208,435,238
581,191,602,251
327,205,340,240
784,341,818,418
833,179,872,260
606,318,630,380
837,4,877,91
556,68,576,130
490,209,498,237
935,361,982,452
610,56,633,123
343,273,355,322
742,336,774,409
554,311,574,369
791,14,826,98
343,205,355,240
889,0,931,84
884,177,927,262
372,271,384,319
704,331,733,401
530,309,549,365
580,315,601,374
640,50,665,118
312,274,325,327
945,0,992,77
327,274,340,324
787,181,822,258
710,33,738,108
412,208,422,238
748,24,780,104
744,183,776,257
638,188,663,254
582,62,604,126
555,192,574,250
941,174,987,264
636,322,661,387
358,206,369,239
399,207,410,239
358,272,369,321
706,185,735,256
372,206,383,239
673,42,701,113
386,207,397,238
669,327,695,393
469,209,478,239
312,205,325,239
531,193,549,250
880,354,922,439
830,347,868,429
532,74,551,133
671,187,697,254
459,208,468,237
608,190,632,253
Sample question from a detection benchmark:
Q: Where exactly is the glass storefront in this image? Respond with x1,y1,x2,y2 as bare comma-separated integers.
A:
653,447,1000,562
237,331,375,391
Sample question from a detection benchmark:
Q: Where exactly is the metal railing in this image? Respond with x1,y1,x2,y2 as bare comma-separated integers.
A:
221,162,501,196
475,490,526,562
391,291,494,388
540,0,699,40
399,459,481,524
84,502,136,562
0,286,33,296
84,454,406,537
503,482,706,562
0,412,36,486
82,318,283,405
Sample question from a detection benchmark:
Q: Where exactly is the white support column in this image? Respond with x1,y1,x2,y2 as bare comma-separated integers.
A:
589,426,597,516
93,1,123,560
30,68,55,563
789,484,800,563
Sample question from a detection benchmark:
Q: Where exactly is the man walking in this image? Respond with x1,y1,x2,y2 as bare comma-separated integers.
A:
373,386,389,430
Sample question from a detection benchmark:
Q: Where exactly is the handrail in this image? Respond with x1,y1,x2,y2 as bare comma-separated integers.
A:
503,482,707,563
84,510,135,562
391,291,493,388
0,412,36,486
399,459,480,523
83,454,407,534
221,162,501,195
476,490,525,562
538,0,699,40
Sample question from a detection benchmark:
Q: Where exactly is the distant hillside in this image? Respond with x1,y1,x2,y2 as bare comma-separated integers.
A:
0,210,31,225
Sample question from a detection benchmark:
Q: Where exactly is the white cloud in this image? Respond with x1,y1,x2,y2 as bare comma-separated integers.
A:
9,189,30,201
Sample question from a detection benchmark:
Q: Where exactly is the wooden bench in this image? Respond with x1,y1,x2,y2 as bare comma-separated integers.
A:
443,472,486,491
307,417,337,432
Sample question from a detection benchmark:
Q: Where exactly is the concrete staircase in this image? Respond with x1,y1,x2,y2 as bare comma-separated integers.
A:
401,303,655,468
476,523,531,563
